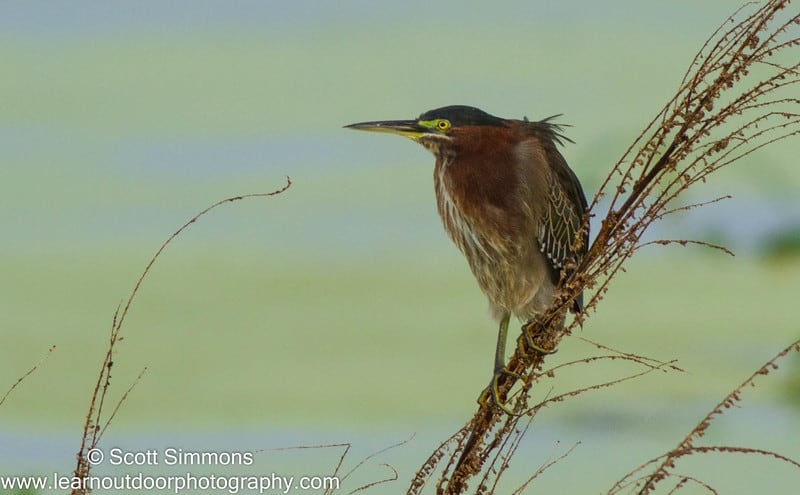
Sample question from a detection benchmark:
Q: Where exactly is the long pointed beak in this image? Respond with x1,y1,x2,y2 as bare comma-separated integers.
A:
344,119,427,141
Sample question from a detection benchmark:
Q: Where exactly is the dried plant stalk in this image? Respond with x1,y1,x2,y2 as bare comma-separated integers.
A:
608,336,800,495
71,178,291,494
0,345,56,408
409,2,800,493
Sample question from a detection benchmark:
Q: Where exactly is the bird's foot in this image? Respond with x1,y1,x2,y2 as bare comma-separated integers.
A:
477,367,526,416
518,322,559,356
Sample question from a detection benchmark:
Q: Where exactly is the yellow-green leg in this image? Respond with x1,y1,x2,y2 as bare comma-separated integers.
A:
494,312,511,372
478,313,523,415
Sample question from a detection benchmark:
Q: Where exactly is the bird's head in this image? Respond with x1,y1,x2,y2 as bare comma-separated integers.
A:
345,105,507,154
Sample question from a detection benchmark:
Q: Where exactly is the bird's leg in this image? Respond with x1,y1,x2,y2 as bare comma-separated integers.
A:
478,313,525,415
494,312,511,373
518,317,559,356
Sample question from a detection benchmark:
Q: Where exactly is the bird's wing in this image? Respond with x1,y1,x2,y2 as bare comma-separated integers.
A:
537,146,589,312
516,119,589,311
538,150,588,270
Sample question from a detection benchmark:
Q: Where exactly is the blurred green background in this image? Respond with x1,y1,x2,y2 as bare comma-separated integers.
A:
2,1,799,493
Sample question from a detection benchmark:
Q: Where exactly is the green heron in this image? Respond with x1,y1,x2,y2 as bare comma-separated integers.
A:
346,105,588,412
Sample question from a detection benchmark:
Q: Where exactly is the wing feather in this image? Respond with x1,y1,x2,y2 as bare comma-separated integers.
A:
525,121,588,312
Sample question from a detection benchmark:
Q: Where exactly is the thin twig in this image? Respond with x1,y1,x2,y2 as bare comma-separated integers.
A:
0,345,56,408
72,177,292,491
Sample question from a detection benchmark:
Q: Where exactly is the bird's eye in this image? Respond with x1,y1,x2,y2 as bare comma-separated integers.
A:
436,119,451,130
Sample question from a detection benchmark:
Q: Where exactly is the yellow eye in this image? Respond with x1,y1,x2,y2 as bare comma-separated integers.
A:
436,119,451,131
